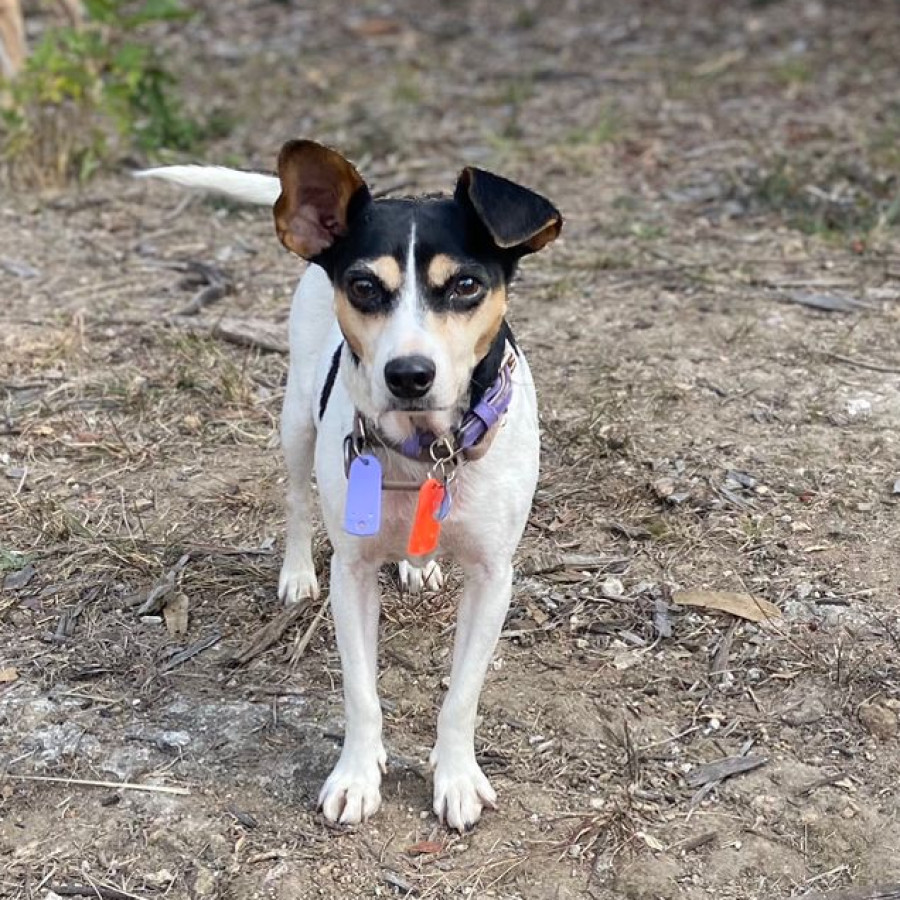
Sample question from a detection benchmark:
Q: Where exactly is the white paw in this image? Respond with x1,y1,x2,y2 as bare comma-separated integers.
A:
398,559,444,594
278,564,320,605
318,746,386,826
430,747,497,832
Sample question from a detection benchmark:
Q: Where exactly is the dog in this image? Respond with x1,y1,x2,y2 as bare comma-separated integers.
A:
139,140,562,831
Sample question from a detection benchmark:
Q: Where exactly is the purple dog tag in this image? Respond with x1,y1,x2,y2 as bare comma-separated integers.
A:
435,487,452,522
344,454,382,536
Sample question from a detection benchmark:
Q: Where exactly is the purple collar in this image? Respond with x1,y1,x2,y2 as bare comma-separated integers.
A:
357,353,516,465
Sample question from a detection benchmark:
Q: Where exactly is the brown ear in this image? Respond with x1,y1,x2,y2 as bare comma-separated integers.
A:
455,167,562,255
274,140,369,259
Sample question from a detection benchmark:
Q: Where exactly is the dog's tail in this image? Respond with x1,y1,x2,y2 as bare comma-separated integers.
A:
135,166,280,206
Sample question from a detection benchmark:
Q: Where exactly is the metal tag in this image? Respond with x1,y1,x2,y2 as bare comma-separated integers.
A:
344,454,382,536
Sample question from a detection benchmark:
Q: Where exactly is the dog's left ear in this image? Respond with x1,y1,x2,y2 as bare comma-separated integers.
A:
274,139,370,259
455,168,562,255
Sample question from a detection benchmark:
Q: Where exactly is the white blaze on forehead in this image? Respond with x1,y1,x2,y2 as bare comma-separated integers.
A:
397,221,419,319
378,221,427,360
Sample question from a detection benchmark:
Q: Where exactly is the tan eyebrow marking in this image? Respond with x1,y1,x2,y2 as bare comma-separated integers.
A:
426,254,461,289
363,256,403,292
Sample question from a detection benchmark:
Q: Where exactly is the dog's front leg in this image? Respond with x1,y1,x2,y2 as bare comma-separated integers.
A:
318,553,386,825
430,560,513,832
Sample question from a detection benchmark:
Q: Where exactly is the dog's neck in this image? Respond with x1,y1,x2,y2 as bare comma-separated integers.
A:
468,320,517,409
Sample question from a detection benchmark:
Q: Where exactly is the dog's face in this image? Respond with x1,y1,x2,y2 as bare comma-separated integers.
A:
273,141,562,437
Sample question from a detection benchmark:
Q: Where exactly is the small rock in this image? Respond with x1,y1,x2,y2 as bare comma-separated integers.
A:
189,866,218,897
601,576,625,599
145,869,176,888
845,396,872,418
3,563,36,591
859,703,898,740
653,477,676,499
782,697,827,726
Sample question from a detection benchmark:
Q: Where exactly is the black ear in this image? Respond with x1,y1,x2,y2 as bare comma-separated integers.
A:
455,167,562,255
274,140,371,259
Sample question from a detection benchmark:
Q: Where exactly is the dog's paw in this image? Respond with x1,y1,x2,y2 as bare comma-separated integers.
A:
430,749,497,833
318,746,387,826
277,564,320,605
398,559,444,594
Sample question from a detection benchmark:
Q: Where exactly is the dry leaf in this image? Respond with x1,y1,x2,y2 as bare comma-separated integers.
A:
405,840,443,856
0,667,19,683
163,592,189,637
525,599,548,625
673,590,781,623
349,17,404,37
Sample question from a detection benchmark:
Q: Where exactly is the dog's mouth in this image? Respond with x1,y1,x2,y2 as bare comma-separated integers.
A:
378,405,460,444
386,401,449,413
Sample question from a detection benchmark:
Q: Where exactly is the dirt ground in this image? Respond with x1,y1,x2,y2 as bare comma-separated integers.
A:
2,1,900,897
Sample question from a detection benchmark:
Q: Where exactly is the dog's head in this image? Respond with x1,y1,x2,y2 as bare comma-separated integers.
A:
274,140,562,439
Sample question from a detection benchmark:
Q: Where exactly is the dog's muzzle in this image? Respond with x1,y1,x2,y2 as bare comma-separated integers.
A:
384,355,436,400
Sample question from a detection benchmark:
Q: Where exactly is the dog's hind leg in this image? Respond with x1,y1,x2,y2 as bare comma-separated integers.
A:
278,266,335,605
398,559,444,594
278,364,320,604
429,560,513,832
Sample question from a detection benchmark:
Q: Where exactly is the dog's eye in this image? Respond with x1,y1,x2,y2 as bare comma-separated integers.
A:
448,275,485,305
347,276,383,307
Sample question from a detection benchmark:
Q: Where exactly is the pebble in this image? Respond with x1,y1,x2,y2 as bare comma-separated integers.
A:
858,703,898,740
845,396,872,418
782,696,827,726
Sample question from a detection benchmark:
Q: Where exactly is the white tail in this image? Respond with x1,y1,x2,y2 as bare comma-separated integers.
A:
135,165,280,206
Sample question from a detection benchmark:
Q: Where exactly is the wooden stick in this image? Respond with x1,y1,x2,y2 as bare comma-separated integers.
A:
231,604,306,666
4,773,190,795
290,594,331,666
158,629,221,673
51,883,143,900
822,351,900,375
803,885,900,900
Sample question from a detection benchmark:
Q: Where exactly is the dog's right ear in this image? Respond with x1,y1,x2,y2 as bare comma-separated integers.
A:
274,140,370,259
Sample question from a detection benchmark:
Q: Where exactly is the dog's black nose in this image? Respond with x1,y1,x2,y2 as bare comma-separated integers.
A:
384,355,436,399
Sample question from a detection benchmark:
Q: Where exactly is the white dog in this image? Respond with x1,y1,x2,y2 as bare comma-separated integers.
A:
140,140,562,831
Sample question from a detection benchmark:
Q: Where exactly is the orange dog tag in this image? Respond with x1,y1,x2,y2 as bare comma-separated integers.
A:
407,478,444,556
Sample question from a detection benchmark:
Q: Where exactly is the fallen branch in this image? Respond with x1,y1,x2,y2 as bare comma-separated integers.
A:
290,594,330,665
230,603,307,667
175,261,233,316
802,884,900,900
519,552,628,577
172,316,288,354
822,352,900,375
685,754,767,788
158,629,222,673
4,773,190,795
51,883,145,900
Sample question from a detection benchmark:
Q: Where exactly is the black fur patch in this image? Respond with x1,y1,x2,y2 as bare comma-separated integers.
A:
318,343,343,420
315,196,520,295
469,320,518,407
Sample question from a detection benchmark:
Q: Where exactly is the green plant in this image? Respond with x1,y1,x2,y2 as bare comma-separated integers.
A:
0,0,204,186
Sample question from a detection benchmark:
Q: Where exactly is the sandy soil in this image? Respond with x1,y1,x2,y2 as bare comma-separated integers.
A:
2,1,900,897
